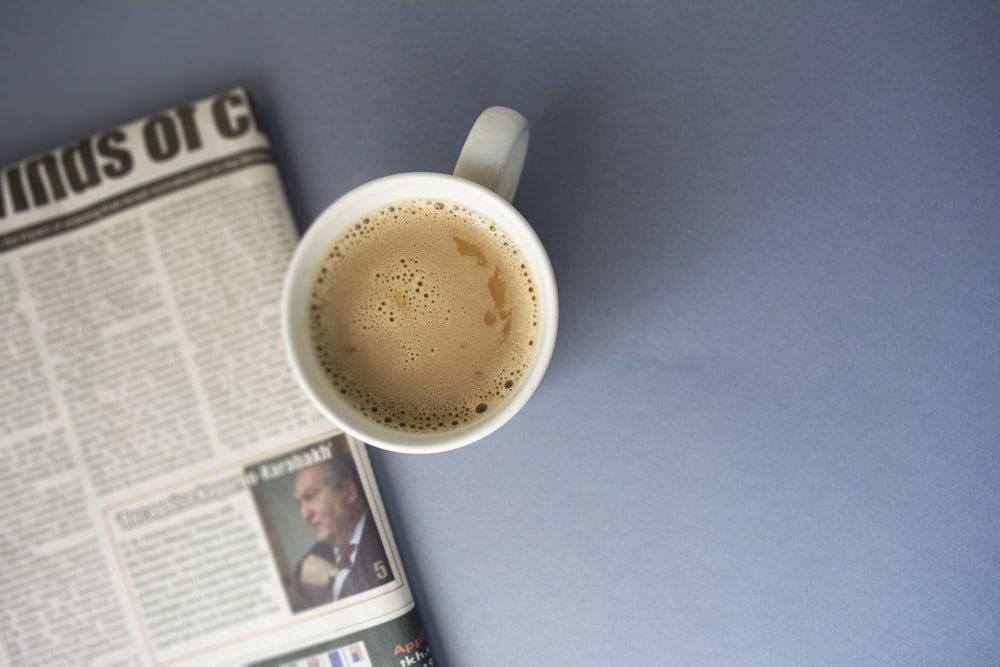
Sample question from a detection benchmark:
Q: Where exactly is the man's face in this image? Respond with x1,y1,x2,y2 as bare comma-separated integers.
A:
294,465,358,547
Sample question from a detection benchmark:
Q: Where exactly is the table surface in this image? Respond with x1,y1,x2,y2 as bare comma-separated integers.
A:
3,3,998,665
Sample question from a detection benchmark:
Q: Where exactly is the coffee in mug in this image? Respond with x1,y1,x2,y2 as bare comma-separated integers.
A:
307,197,539,433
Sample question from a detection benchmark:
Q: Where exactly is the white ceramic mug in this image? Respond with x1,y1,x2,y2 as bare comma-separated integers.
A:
283,107,558,454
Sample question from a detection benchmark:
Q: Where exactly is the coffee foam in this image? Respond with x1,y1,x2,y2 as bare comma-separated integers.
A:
308,198,539,433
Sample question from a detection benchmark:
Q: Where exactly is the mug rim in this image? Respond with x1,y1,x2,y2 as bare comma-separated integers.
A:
282,172,558,454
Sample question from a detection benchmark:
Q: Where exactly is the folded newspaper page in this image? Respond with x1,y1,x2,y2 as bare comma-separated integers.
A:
0,88,435,667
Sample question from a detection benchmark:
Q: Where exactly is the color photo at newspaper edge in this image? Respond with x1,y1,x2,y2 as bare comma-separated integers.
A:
244,435,433,667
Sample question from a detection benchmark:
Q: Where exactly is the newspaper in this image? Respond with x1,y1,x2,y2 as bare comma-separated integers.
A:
0,88,434,667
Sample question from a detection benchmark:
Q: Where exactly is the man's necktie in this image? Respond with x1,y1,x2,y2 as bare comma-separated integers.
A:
337,544,355,570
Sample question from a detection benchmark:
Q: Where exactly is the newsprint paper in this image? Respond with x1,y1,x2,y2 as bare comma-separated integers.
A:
1,89,434,667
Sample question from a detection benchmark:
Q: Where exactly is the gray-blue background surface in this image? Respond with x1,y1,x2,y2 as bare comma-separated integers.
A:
3,2,998,665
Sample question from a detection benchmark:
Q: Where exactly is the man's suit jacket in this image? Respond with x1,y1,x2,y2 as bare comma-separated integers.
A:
290,514,394,612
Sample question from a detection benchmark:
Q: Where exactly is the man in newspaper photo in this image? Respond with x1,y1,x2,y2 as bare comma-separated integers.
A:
290,447,394,611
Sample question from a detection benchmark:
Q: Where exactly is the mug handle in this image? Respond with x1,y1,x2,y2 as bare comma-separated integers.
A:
453,106,529,204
